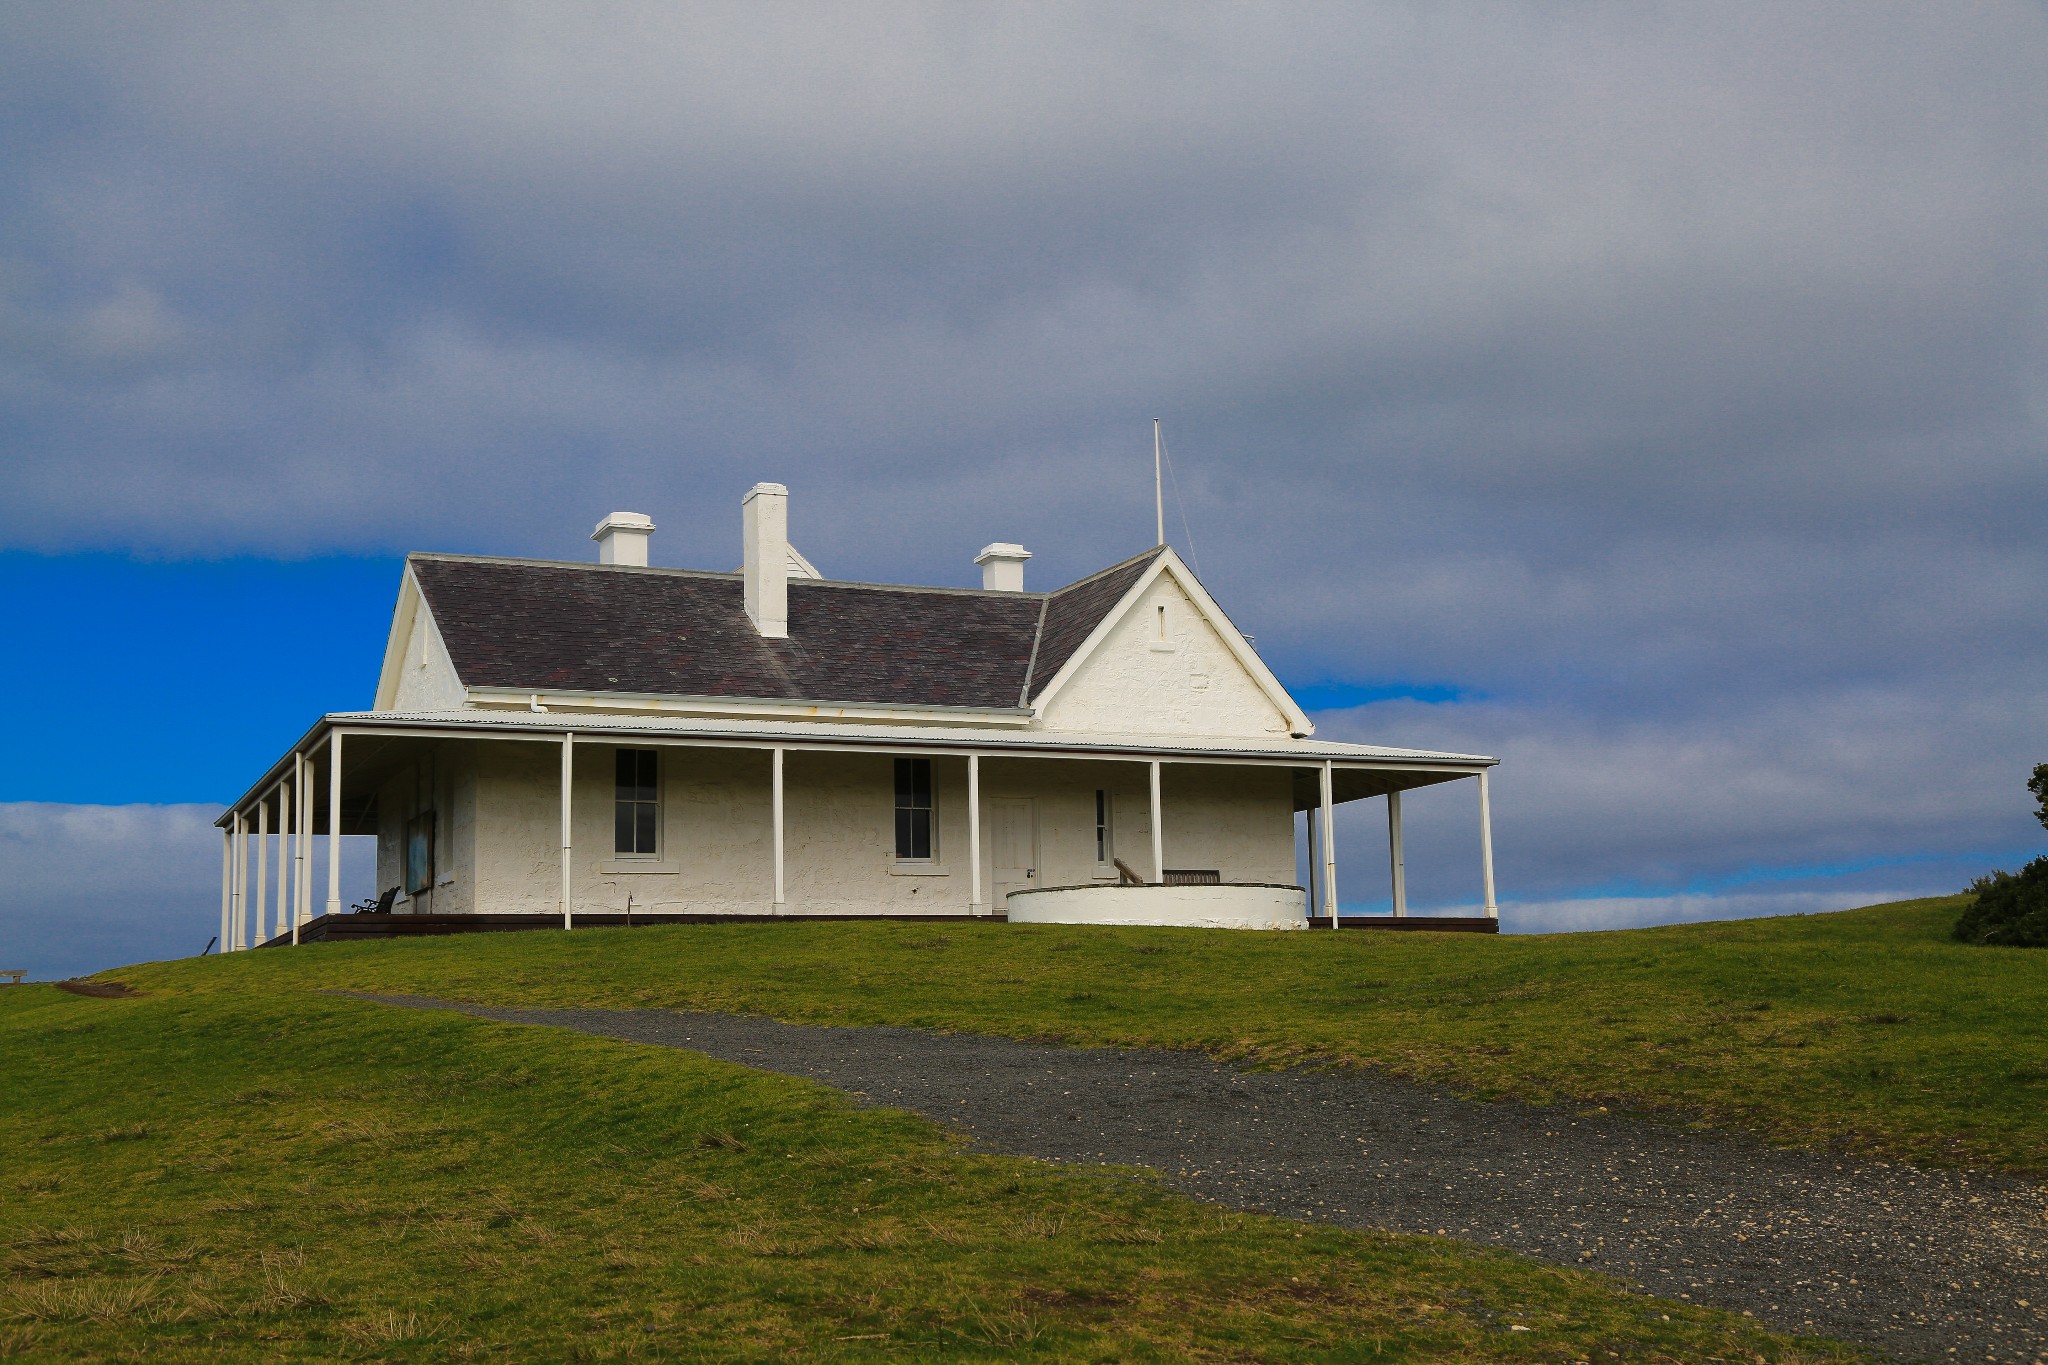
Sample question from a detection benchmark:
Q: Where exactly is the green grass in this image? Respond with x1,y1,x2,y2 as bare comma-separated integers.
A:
120,893,2048,1172
0,979,1857,1362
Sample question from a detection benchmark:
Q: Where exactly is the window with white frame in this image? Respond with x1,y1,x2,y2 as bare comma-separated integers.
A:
894,757,934,861
1094,789,1114,866
614,748,659,856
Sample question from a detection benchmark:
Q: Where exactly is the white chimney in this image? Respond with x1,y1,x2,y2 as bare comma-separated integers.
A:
974,542,1031,591
591,512,654,566
742,482,790,638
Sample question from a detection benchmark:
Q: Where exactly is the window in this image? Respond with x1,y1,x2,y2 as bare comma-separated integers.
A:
894,757,934,860
1150,603,1175,651
614,748,659,856
1094,789,1113,864
406,812,435,894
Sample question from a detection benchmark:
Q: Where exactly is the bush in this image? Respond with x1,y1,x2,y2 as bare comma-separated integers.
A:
1954,856,2048,947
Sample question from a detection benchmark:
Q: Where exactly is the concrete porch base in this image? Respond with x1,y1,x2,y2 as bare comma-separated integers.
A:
1006,882,1309,930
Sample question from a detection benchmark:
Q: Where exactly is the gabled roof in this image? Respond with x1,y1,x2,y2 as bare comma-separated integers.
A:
407,547,1166,713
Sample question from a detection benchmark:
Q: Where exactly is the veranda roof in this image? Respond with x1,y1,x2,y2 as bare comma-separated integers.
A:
218,707,1496,825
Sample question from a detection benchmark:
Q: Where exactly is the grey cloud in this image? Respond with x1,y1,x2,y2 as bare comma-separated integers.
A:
1315,682,2047,903
1,2,2043,927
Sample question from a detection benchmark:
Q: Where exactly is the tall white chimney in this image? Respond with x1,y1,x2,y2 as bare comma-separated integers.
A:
591,512,654,566
974,542,1031,591
742,483,790,638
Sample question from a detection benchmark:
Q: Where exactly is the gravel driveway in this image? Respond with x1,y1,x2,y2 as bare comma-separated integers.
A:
362,995,2047,1362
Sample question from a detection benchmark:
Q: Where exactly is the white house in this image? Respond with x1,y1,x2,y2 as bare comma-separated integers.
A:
215,483,1498,948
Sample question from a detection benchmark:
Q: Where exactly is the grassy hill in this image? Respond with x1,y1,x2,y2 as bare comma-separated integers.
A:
5,894,2027,1360
128,893,2048,1171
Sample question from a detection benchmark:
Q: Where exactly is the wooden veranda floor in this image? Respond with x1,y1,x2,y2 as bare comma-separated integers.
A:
260,910,1498,945
1310,915,1499,933
262,911,1008,945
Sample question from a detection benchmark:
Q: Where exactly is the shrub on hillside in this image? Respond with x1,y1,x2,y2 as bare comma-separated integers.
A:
1954,856,2048,948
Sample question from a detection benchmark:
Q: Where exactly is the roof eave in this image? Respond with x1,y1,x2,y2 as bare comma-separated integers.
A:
461,686,1036,725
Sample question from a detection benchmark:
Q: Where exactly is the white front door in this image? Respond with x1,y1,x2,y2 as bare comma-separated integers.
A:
988,797,1038,912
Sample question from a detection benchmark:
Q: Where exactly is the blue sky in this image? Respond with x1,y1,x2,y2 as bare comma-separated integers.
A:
3,3,2045,979
1,554,399,804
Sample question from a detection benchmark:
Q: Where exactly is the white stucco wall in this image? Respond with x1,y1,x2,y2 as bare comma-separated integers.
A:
369,740,1297,918
466,741,573,916
387,601,467,713
1039,573,1292,738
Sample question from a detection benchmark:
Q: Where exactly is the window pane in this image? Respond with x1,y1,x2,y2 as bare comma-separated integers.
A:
894,758,933,859
895,757,931,808
635,802,657,855
617,748,658,802
615,802,634,854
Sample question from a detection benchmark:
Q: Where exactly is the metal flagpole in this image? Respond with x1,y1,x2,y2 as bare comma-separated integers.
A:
1153,419,1165,547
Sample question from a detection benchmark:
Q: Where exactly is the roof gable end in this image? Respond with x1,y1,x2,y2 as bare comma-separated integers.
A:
1029,548,1312,737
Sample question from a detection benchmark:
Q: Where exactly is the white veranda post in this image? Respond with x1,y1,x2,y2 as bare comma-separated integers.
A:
1319,761,1338,927
1304,798,1319,916
294,754,311,942
231,812,245,952
273,779,291,942
771,747,786,913
1388,790,1407,918
967,754,982,915
326,731,344,920
1479,769,1498,919
253,794,269,950
560,733,575,929
1148,761,1164,883
218,827,232,954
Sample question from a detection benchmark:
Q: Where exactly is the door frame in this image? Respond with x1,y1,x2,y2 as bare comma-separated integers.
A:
985,795,1038,911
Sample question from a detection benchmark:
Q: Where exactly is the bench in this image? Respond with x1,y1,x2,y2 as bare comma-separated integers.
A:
0,969,25,986
1109,861,1223,887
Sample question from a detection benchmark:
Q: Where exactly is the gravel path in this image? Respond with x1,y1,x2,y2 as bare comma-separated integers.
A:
363,995,2047,1362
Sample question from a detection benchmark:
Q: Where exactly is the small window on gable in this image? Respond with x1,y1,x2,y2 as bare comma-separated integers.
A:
1094,789,1113,865
894,757,934,861
615,748,659,856
1156,604,1167,639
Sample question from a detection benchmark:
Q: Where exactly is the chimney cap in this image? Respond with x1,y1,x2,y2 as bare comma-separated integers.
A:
590,511,655,540
743,482,788,502
974,542,1032,565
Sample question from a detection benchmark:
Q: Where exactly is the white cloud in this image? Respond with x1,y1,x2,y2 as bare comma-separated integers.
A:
1501,888,1930,935
0,804,375,981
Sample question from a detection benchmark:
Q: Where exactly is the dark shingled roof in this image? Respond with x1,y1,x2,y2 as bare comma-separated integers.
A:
409,547,1164,711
